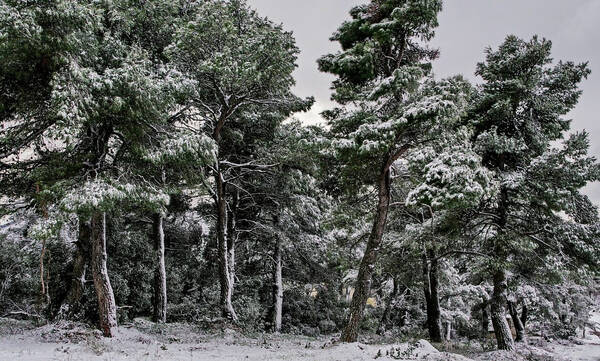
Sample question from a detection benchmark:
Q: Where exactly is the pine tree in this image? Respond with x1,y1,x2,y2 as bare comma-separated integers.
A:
249,121,330,332
469,35,597,350
166,0,310,321
318,0,487,342
0,0,196,336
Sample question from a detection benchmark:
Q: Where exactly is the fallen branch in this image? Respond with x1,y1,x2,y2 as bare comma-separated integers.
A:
2,311,42,320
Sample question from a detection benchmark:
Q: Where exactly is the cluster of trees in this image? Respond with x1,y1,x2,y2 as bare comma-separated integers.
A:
1,0,598,352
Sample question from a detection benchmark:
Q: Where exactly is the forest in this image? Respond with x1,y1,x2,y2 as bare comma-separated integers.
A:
0,0,599,360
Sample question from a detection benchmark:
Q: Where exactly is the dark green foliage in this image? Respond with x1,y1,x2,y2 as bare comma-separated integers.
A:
0,220,70,320
319,0,442,90
43,239,72,317
106,219,154,321
281,287,347,335
0,0,599,350
0,234,39,315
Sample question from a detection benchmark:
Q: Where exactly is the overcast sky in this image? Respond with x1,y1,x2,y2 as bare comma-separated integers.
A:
248,0,600,204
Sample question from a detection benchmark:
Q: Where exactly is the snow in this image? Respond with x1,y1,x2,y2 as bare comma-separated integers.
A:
0,320,451,361
2,319,600,361
60,180,169,213
547,341,600,361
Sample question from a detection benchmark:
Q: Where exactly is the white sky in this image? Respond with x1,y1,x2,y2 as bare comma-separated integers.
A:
248,0,600,204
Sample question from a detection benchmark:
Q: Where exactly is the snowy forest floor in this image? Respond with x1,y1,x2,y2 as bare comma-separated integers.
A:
1,318,599,361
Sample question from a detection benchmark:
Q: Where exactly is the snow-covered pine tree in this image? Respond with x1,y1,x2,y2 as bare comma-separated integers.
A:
133,126,216,323
469,35,597,350
166,0,311,321
0,0,200,336
398,117,495,341
318,0,488,342
132,3,219,325
501,138,600,342
245,120,331,332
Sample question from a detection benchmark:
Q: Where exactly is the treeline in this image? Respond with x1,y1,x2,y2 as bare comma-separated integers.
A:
0,0,599,352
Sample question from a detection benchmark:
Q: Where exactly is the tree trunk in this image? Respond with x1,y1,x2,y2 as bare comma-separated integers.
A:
508,301,526,343
377,277,398,335
272,235,283,333
57,218,90,319
39,238,50,306
153,213,167,323
481,299,490,339
227,188,238,290
422,250,443,342
341,169,391,342
215,168,237,321
490,269,514,350
520,304,528,327
90,212,117,337
36,183,50,307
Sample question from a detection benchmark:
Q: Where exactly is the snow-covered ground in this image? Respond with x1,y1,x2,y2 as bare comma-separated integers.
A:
547,341,600,361
1,318,599,361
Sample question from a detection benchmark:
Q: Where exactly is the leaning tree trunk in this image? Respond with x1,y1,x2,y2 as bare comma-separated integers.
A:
490,269,514,350
215,168,237,321
341,169,391,342
422,250,443,342
90,212,117,337
152,213,167,323
508,301,526,342
57,218,91,319
272,235,283,333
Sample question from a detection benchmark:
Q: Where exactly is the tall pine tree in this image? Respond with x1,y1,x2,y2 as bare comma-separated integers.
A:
0,0,205,336
470,35,596,350
318,0,476,342
166,0,311,321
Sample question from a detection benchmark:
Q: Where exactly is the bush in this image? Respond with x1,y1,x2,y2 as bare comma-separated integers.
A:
167,298,206,323
0,235,39,315
281,285,346,335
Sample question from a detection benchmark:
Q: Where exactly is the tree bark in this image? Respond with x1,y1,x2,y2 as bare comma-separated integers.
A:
152,213,167,323
520,303,528,327
36,183,50,307
215,168,237,321
490,186,515,350
481,299,490,339
57,218,90,319
422,250,443,342
90,212,117,337
211,111,237,322
227,188,238,290
445,320,452,341
490,269,514,350
39,238,50,306
341,168,391,342
508,300,526,342
272,235,283,333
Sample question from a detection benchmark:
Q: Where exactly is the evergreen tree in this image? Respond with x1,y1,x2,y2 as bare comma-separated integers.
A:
0,0,206,336
166,0,311,321
318,0,480,342
247,121,330,332
469,35,597,350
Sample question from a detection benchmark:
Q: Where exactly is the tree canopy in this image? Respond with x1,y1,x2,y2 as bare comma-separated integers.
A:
0,0,598,355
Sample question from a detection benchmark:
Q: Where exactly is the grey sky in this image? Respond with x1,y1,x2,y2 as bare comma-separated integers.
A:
248,0,600,204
